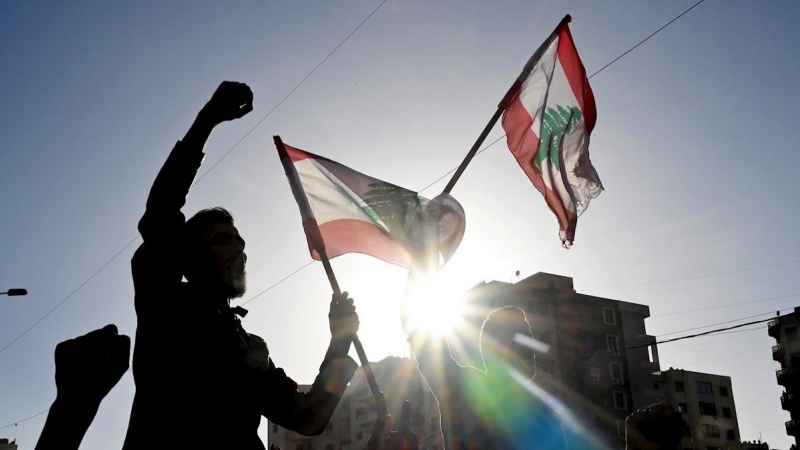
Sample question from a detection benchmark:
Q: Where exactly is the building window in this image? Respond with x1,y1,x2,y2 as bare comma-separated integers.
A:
703,424,720,438
653,383,660,390
696,381,713,395
684,425,692,437
722,406,731,418
357,432,363,440
719,386,728,397
698,402,717,416
677,403,687,413
675,381,685,392
607,335,620,355
617,420,626,439
613,391,627,410
589,366,602,382
787,326,798,341
726,429,736,441
603,307,617,325
326,422,333,432
610,362,623,384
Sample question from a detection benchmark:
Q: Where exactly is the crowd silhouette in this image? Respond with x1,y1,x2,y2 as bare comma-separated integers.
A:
29,82,687,450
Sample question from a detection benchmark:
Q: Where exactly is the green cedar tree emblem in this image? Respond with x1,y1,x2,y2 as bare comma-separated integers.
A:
536,105,582,171
361,181,423,242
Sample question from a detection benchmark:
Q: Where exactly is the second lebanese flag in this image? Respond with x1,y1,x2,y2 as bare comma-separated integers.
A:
501,15,603,247
276,137,466,269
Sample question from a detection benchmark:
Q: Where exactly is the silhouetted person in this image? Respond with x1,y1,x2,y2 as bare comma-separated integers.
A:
402,305,566,450
625,404,687,450
35,325,130,450
123,81,359,450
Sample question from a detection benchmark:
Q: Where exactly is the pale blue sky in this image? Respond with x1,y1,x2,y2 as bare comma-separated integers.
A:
2,1,799,449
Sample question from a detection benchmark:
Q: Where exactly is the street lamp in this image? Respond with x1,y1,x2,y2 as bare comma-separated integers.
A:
0,289,27,296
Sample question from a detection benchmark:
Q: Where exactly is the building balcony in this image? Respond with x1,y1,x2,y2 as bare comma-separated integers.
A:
777,367,797,387
782,392,797,412
786,420,799,437
769,319,781,338
773,343,786,362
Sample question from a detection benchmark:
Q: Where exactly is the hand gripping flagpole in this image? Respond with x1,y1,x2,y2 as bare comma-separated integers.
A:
274,136,386,416
442,14,572,195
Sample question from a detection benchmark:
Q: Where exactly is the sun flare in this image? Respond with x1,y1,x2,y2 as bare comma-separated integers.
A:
403,276,466,336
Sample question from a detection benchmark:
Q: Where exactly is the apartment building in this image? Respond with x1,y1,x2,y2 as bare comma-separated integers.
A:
653,369,742,450
0,439,17,450
768,307,800,446
451,272,661,449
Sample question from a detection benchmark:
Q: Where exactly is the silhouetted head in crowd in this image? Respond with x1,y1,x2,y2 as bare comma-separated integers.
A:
183,207,247,299
479,306,535,377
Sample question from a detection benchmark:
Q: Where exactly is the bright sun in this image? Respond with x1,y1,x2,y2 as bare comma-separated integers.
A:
403,276,466,335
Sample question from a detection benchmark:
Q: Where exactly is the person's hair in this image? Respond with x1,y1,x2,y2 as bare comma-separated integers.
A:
479,306,534,370
184,207,235,247
182,207,235,278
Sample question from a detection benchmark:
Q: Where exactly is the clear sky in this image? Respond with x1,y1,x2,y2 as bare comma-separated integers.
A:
2,0,799,449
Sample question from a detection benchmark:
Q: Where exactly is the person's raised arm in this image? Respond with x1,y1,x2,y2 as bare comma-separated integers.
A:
138,81,253,244
132,82,253,308
35,325,130,450
258,293,360,435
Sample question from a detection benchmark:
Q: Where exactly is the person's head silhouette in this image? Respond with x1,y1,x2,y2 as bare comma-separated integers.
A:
479,306,534,377
183,207,247,299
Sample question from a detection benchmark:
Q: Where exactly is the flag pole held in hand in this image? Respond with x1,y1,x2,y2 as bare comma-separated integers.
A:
275,135,384,412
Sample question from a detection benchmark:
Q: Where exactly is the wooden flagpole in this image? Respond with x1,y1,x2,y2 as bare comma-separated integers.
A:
442,107,505,194
274,136,386,416
317,246,384,410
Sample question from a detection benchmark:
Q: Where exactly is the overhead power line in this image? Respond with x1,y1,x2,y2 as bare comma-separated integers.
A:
0,235,140,356
588,0,706,79
0,408,50,431
656,308,793,337
630,317,783,351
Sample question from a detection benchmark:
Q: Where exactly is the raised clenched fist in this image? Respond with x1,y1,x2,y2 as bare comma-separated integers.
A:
200,81,254,125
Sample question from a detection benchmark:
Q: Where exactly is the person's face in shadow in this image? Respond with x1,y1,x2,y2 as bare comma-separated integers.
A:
195,222,247,299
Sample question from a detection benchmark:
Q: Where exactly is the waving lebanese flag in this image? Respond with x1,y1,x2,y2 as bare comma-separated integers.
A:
500,15,603,247
275,136,466,269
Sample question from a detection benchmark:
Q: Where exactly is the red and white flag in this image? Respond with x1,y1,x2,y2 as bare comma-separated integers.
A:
275,137,466,269
500,15,603,247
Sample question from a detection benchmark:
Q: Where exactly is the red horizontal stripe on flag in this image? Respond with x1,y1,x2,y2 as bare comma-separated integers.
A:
283,144,339,165
309,219,412,268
